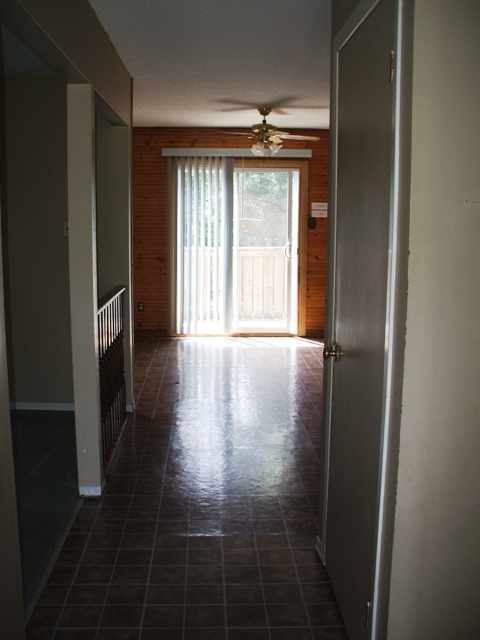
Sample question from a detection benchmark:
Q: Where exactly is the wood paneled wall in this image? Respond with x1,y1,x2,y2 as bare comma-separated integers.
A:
132,128,329,336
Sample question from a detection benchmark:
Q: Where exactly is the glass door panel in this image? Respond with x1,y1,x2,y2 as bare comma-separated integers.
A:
232,169,299,334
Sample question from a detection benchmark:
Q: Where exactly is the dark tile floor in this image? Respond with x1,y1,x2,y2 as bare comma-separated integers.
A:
27,336,348,639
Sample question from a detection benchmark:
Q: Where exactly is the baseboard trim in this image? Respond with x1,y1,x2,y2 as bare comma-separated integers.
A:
10,402,75,411
79,485,102,498
305,330,325,339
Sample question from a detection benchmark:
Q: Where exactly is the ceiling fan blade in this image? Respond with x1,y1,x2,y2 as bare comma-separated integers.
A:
220,131,255,137
268,130,290,136
215,97,303,115
274,133,320,141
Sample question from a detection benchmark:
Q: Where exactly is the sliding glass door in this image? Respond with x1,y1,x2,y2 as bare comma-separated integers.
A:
232,168,299,334
171,157,300,335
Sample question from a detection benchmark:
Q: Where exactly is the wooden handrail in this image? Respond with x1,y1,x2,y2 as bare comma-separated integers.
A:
98,285,127,315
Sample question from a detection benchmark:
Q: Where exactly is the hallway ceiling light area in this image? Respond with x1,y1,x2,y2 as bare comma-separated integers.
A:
88,0,331,129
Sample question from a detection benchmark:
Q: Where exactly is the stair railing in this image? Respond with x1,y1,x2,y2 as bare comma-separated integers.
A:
97,286,127,470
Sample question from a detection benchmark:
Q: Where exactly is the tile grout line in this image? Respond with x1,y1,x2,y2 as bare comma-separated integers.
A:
100,336,161,640
253,529,273,640
282,513,317,640
221,535,229,640
138,337,176,638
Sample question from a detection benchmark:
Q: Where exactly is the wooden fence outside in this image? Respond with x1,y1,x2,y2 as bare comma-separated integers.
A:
182,247,287,325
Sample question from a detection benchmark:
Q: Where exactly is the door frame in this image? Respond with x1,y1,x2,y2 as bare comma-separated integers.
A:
317,0,412,637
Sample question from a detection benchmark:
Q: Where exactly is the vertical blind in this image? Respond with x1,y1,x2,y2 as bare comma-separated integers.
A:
171,156,234,335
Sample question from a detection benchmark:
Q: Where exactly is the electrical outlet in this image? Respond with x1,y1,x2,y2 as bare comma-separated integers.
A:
138,301,144,311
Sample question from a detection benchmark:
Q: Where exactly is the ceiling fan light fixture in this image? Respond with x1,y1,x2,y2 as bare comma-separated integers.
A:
232,108,318,156
251,141,266,156
268,140,282,154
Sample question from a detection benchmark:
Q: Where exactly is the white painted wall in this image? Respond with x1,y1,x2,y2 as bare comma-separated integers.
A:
12,0,131,126
1,0,132,496
96,110,134,409
388,1,480,637
4,74,73,406
0,0,132,626
96,112,128,298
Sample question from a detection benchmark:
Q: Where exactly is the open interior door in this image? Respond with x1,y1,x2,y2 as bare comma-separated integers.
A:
319,1,400,638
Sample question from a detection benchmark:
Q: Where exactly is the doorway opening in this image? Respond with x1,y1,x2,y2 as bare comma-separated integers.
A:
170,157,308,336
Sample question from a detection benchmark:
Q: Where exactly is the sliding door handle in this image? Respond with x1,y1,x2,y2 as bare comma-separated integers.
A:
284,243,292,260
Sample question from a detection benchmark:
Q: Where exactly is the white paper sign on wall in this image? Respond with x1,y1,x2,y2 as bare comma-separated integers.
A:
311,202,328,218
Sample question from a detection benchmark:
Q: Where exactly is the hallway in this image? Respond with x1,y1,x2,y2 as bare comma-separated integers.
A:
27,336,347,639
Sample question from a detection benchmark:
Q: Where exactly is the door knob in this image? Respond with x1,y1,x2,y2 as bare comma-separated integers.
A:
323,342,341,362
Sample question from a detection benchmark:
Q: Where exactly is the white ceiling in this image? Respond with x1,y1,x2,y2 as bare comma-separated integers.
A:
88,0,331,130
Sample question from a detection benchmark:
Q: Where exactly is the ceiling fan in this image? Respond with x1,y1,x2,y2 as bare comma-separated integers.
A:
223,108,320,156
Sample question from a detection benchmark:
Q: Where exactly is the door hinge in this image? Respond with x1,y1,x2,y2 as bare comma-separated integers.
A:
390,51,395,83
366,601,372,628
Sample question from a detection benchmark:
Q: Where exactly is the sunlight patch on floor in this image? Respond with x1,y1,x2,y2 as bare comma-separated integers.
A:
181,336,324,349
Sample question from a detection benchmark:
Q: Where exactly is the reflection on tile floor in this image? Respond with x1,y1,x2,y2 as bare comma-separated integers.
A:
27,336,348,639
